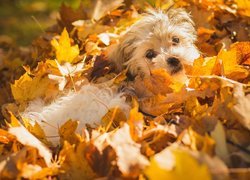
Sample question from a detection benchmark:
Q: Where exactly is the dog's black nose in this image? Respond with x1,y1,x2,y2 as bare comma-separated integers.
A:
167,57,180,66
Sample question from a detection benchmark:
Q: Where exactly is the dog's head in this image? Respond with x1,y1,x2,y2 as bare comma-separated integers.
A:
108,8,200,78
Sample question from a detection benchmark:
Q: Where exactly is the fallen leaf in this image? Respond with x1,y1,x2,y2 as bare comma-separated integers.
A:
101,107,127,131
91,0,124,21
145,145,212,180
22,117,50,146
107,124,149,176
58,141,97,179
51,28,79,63
8,126,52,166
127,99,144,140
0,129,15,144
211,121,231,165
11,72,51,103
59,119,81,145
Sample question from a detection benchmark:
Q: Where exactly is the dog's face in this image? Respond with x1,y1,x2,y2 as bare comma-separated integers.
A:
109,8,200,77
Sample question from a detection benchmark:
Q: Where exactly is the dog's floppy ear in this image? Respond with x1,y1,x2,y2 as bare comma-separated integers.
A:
108,34,137,72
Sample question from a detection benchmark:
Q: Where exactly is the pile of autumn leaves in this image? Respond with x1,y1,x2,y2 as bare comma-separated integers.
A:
1,0,250,179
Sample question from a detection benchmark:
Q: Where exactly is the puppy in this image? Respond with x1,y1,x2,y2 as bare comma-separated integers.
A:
109,8,199,78
22,8,199,145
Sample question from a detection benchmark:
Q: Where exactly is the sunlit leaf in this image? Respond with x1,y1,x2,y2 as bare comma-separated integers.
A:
145,146,212,180
51,28,79,63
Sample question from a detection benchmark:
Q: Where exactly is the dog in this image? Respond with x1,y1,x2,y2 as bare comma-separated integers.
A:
109,8,199,78
22,8,199,145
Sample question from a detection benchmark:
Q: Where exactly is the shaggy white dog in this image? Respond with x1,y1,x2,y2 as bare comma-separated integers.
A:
22,8,199,145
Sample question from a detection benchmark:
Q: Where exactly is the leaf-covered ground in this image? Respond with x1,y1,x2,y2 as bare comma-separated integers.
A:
0,0,250,179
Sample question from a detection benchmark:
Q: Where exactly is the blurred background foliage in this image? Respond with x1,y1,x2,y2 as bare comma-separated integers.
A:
0,0,82,45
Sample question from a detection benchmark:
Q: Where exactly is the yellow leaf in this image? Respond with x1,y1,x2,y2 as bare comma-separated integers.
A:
11,72,50,102
236,0,250,17
0,129,15,144
145,147,211,180
113,70,127,84
217,48,248,80
188,127,215,155
192,56,217,76
5,111,21,127
51,28,79,63
128,99,144,140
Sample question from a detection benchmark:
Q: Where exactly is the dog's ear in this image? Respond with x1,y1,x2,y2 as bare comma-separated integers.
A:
108,34,137,72
166,8,194,25
166,8,197,41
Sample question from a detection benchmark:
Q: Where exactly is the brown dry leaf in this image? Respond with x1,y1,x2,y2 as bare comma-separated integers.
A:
106,124,149,177
59,3,87,30
144,69,180,95
197,27,217,56
139,94,179,116
85,41,102,56
101,107,127,131
211,121,231,165
8,126,52,166
91,0,124,21
58,141,97,179
76,21,110,41
0,148,29,179
232,84,250,130
59,119,81,145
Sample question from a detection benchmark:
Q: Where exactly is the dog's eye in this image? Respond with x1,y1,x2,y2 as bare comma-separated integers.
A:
145,49,156,59
172,37,180,45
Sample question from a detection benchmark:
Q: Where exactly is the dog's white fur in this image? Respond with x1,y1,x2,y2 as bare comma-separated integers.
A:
22,85,129,144
22,9,199,145
109,8,199,77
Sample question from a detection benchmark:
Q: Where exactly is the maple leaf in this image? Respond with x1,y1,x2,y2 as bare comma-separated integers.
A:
51,28,79,63
11,72,51,103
